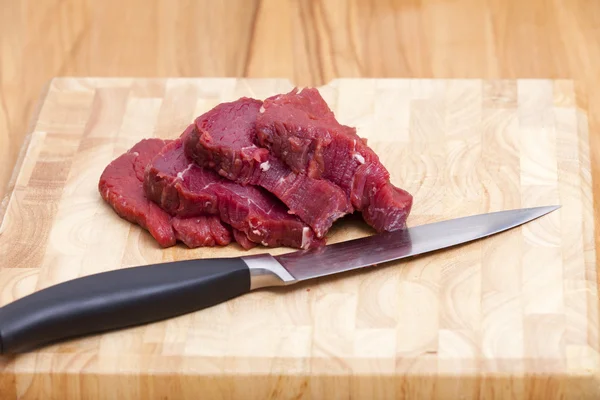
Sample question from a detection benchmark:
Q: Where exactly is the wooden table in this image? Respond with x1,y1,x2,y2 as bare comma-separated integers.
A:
1,0,599,206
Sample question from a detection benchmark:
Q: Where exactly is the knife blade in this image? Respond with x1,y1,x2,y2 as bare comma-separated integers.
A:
0,205,559,354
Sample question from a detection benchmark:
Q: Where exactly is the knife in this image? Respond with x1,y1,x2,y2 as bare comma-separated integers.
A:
0,206,559,354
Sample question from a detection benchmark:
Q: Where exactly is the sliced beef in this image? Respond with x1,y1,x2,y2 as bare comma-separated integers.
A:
232,229,258,250
183,98,352,237
144,137,323,249
256,88,413,232
171,216,232,248
98,138,233,248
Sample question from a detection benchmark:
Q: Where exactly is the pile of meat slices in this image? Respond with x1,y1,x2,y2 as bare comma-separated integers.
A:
98,87,413,250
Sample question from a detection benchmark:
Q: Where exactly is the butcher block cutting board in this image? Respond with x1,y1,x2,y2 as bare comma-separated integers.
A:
0,78,597,399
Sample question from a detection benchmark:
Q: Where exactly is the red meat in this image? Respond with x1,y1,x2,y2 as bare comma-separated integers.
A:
256,88,413,232
98,138,234,248
183,98,352,237
144,137,323,250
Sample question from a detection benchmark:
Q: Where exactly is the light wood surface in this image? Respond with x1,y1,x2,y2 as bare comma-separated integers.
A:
2,1,600,398
2,2,600,266
2,1,600,205
0,77,596,399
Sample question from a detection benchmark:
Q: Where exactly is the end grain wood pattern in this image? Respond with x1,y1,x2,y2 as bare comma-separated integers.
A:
0,78,597,399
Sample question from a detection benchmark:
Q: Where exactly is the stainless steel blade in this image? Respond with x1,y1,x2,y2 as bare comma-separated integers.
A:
274,205,559,282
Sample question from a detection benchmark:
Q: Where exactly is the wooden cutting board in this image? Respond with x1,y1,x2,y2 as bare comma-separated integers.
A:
0,78,597,399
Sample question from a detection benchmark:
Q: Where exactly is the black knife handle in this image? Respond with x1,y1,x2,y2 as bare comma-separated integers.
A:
0,257,250,354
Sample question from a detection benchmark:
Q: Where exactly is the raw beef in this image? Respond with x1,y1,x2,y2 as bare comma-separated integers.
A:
232,229,258,250
183,98,352,237
256,88,413,232
98,138,233,248
171,217,232,248
144,136,323,249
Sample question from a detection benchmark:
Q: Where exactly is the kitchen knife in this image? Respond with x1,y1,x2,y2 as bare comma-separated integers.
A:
0,206,559,354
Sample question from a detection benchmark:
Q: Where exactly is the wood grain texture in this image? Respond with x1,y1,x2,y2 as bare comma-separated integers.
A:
0,77,597,399
2,1,600,199
2,1,600,269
